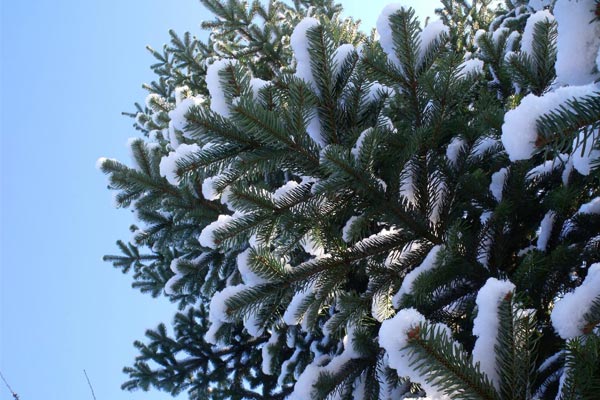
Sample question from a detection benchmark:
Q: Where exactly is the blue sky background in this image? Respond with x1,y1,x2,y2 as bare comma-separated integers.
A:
0,1,438,399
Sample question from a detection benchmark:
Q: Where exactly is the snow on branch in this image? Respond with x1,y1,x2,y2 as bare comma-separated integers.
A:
551,263,600,339
472,278,515,389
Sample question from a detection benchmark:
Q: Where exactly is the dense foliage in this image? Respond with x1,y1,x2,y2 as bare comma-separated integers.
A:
99,0,600,398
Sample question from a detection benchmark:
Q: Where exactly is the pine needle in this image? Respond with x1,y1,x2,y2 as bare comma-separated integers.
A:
0,370,19,399
83,370,98,400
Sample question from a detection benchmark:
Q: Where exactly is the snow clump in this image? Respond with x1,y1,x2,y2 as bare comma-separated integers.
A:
393,245,442,307
551,263,600,339
472,278,515,389
291,17,320,87
206,59,238,117
554,0,600,86
501,83,598,161
379,308,452,400
159,143,201,185
521,10,554,56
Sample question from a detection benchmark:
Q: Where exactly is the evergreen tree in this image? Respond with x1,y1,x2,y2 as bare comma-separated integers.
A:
99,0,600,398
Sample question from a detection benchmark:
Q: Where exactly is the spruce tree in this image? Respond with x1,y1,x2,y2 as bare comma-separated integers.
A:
99,0,600,398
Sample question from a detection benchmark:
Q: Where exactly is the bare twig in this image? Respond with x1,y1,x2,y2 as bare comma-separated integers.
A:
83,370,97,400
0,370,19,399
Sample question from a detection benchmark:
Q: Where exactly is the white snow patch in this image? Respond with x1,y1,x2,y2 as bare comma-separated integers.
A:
528,0,552,11
165,260,185,295
555,0,600,85
147,142,161,152
352,374,367,400
283,285,314,326
490,168,508,202
551,263,600,339
145,93,162,110
521,10,554,56
164,274,182,296
96,157,115,170
202,175,221,201
474,29,486,45
472,136,497,157
206,59,237,117
307,112,325,147
342,215,359,243
418,20,449,63
352,128,373,158
170,257,185,275
478,211,493,268
501,83,598,161
492,27,509,44
248,233,264,248
291,18,320,87
517,245,536,257
159,143,201,185
376,4,407,67
205,284,245,344
286,329,296,349
244,312,264,338
367,82,394,101
572,129,600,176
262,330,280,375
457,58,484,78
174,86,189,106
537,211,556,251
385,240,421,268
333,43,355,77
238,248,268,285
577,197,600,215
167,124,181,149
148,129,161,141
446,137,466,165
526,155,568,179
379,308,451,400
538,351,563,373
249,78,269,99
562,157,575,185
506,31,520,52
393,245,442,307
289,328,361,400
301,175,317,185
220,186,235,212
472,278,515,389
399,164,415,204
273,180,300,202
372,289,394,322
301,234,326,257
430,180,446,224
278,348,302,388
198,213,235,249
168,96,204,132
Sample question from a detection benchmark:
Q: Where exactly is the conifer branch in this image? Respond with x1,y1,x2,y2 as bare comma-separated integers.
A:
101,1,600,398
406,323,499,400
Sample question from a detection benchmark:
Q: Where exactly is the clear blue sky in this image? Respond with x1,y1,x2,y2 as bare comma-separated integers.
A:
0,1,439,399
